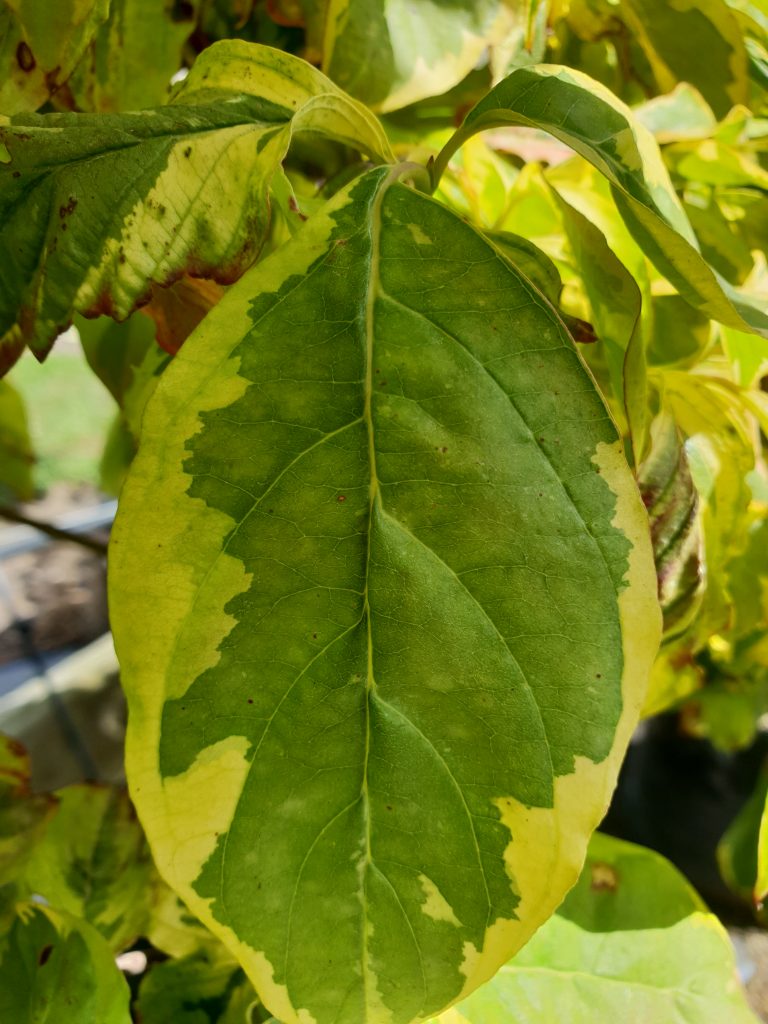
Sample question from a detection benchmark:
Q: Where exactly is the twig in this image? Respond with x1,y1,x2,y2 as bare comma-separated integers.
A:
0,505,109,555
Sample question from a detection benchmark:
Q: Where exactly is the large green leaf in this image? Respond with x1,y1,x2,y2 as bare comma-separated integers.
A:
322,0,513,112
0,902,131,1023
432,64,768,338
432,833,758,1024
110,167,660,1024
0,40,392,371
23,784,155,952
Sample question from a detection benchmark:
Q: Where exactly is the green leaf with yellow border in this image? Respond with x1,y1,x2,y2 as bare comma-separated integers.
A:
322,0,513,112
0,40,392,372
431,833,758,1024
0,0,109,115
110,167,660,1024
619,0,749,118
432,64,768,339
23,784,155,952
69,0,198,113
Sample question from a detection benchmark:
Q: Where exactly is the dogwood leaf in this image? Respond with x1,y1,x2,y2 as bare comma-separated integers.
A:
110,168,660,1024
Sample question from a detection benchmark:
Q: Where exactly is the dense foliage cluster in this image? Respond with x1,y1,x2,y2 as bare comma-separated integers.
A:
1,2,768,1022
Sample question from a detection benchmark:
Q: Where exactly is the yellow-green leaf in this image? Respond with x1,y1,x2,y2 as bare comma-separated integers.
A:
619,0,749,118
322,0,514,112
23,784,155,952
110,167,660,1024
0,378,35,500
0,40,392,371
0,0,109,114
69,0,198,112
433,64,768,338
432,833,758,1024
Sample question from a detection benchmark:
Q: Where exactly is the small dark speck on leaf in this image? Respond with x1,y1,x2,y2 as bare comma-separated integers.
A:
183,146,192,157
386,805,393,811
38,945,53,966
267,508,273,514
247,698,253,704
596,673,602,679
312,633,317,639
440,446,448,453
12,171,20,179
59,196,77,219
337,495,346,503
16,41,35,72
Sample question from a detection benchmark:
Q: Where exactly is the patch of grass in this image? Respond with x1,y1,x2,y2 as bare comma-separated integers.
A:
8,342,115,492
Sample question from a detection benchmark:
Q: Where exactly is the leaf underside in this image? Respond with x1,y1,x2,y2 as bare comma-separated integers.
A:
110,169,659,1024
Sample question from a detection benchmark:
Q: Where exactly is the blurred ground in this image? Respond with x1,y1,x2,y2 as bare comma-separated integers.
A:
0,338,112,662
732,928,768,1021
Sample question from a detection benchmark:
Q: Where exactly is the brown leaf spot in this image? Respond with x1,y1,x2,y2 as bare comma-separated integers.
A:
590,862,618,891
288,196,308,221
59,196,77,219
16,42,35,72
568,317,597,344
38,944,54,966
337,495,347,503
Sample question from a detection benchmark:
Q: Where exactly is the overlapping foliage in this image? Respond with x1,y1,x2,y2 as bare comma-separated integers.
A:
1,1,767,1022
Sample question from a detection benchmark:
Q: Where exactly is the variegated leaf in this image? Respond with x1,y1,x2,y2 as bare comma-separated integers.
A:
0,40,392,371
432,64,768,339
110,168,660,1024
